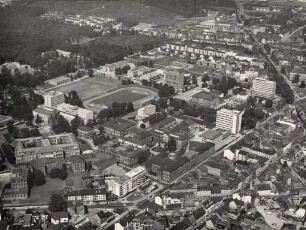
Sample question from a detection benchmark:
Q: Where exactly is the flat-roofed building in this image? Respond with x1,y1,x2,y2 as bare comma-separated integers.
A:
127,66,154,79
67,188,106,203
32,106,56,126
99,61,135,78
101,118,135,137
44,91,65,108
252,78,276,99
2,188,28,201
77,126,96,139
189,90,220,108
137,104,156,120
56,103,94,125
14,133,80,163
164,69,184,92
46,76,71,86
106,166,146,197
216,109,244,134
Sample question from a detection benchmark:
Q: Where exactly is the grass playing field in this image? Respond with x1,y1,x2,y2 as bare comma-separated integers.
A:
92,88,149,107
50,76,120,100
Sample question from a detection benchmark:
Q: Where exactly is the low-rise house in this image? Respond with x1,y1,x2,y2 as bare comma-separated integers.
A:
50,212,69,225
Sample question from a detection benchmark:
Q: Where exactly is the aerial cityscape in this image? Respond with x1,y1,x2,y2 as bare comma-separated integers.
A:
0,0,306,229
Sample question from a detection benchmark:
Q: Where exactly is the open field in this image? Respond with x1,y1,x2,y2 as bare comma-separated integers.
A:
31,0,184,25
49,76,120,100
86,86,157,111
92,89,147,106
22,171,88,204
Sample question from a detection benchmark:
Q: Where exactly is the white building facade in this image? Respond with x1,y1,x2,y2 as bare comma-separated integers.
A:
216,109,244,134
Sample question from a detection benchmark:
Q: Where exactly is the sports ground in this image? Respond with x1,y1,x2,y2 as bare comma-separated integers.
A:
85,86,158,112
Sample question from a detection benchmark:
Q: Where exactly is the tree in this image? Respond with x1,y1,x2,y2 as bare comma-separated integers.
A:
51,114,71,134
142,79,149,86
300,81,306,88
126,102,135,113
49,194,67,212
33,169,46,186
140,123,146,129
158,98,168,110
292,74,300,83
88,68,94,77
202,74,209,82
65,90,83,108
1,143,16,164
264,99,273,108
6,120,15,134
168,137,177,152
59,169,68,180
92,134,110,146
35,115,43,126
71,115,83,136
280,66,286,75
97,108,112,123
3,133,12,143
50,168,61,178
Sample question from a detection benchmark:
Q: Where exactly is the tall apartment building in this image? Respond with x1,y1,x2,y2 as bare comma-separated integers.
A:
216,109,244,134
164,69,184,92
14,133,80,163
252,78,276,99
44,91,65,108
106,166,146,197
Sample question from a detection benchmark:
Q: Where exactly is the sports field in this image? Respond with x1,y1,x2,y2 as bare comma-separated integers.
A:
92,89,146,107
50,76,120,100
85,86,157,112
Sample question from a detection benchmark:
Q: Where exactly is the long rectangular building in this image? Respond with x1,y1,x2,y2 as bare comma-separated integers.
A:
15,133,80,163
56,103,94,125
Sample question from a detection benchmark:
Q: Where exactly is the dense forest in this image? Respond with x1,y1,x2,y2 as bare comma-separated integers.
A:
0,4,166,69
0,6,97,66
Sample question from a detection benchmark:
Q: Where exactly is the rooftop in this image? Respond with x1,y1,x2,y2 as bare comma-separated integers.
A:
102,118,135,132
125,166,146,178
15,133,79,154
33,106,55,116
148,156,190,173
56,103,93,116
200,129,223,140
67,188,106,196
192,90,220,101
